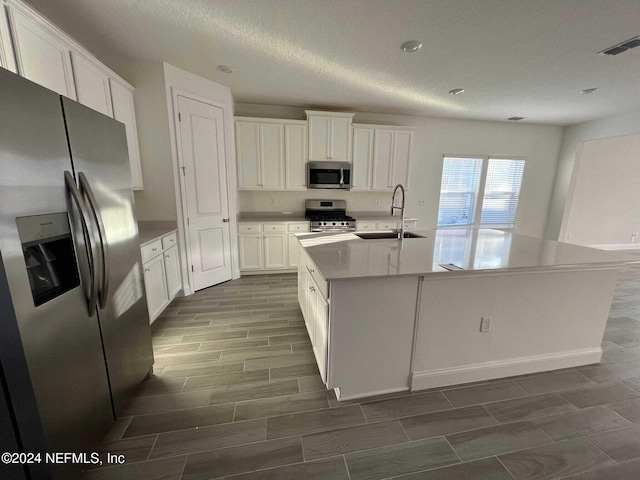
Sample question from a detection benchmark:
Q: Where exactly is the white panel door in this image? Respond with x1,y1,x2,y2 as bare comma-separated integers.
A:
392,130,412,187
285,123,307,190
178,95,232,291
236,121,261,189
143,254,169,323
110,79,144,189
308,115,331,161
372,129,394,190
163,246,182,300
330,116,351,162
264,233,287,269
7,6,76,99
71,52,112,116
259,123,284,189
239,235,263,270
352,127,373,190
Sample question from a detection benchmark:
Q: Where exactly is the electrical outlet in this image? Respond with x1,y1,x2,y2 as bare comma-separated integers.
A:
419,200,426,206
632,232,639,243
374,198,379,206
269,198,276,206
480,316,492,332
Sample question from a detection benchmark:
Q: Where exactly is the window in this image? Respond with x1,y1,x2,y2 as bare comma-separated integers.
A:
437,156,525,228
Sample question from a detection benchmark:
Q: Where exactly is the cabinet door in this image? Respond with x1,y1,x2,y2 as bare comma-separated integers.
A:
392,130,412,187
284,123,307,190
352,127,373,190
298,256,308,319
288,233,301,268
264,233,287,269
259,123,284,189
143,254,169,323
236,121,261,189
110,79,144,189
305,269,317,344
163,246,181,300
7,6,76,99
71,51,112,116
372,129,394,190
315,290,329,383
330,116,352,162
308,115,331,161
356,221,377,231
239,234,264,270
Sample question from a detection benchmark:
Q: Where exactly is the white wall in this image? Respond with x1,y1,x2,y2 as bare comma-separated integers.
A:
236,103,563,238
545,107,640,240
561,134,640,246
105,58,176,221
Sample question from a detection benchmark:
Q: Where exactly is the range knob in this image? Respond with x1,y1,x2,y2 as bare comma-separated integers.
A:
332,222,336,225
341,222,346,226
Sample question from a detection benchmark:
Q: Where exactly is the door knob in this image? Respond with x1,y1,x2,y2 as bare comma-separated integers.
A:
223,218,230,222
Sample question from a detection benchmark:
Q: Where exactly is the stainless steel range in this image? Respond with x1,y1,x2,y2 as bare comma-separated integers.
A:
305,199,356,232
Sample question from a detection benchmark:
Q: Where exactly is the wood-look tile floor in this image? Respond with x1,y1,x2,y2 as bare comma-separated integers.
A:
83,266,640,480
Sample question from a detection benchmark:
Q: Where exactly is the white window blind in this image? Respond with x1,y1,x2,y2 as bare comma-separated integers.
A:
437,157,483,227
480,158,525,226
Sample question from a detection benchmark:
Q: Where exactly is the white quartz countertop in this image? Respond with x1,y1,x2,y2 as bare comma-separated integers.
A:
298,228,639,280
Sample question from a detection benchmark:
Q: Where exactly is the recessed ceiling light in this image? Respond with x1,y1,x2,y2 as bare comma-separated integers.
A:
449,88,465,95
217,65,233,74
508,117,525,121
401,40,422,52
580,88,599,95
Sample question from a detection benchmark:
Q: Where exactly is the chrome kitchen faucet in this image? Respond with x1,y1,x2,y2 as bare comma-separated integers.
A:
390,184,406,239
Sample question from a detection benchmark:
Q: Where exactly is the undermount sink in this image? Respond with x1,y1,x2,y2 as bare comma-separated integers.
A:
355,232,425,240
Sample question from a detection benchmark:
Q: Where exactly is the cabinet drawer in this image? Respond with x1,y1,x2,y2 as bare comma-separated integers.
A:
356,221,377,231
377,222,398,230
263,223,286,232
141,239,162,262
162,231,177,250
305,259,328,299
238,223,262,233
287,223,309,232
403,221,418,229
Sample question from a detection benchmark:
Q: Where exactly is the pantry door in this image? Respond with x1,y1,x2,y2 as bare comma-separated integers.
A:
177,95,232,291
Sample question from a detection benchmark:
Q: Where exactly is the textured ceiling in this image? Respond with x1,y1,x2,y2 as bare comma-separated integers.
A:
24,0,640,125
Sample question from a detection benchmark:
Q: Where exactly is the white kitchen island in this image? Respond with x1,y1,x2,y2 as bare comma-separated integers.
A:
297,228,637,401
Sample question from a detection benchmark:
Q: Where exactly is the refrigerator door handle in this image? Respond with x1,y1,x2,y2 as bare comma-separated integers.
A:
78,172,109,310
64,171,99,314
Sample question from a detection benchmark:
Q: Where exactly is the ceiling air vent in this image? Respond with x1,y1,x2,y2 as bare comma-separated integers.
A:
599,36,640,56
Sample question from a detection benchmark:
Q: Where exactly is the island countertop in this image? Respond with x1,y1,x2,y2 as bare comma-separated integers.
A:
298,228,638,280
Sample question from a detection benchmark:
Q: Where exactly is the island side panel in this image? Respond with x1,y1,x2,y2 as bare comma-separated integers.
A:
412,267,622,390
328,276,420,400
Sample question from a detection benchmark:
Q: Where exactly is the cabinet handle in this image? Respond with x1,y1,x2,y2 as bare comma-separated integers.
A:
309,286,315,292
223,218,230,222
152,248,157,252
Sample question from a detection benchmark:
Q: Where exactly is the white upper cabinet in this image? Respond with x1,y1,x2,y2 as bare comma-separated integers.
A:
71,51,112,116
3,0,145,190
6,2,76,99
352,126,374,190
284,122,307,190
259,122,285,189
236,117,305,191
110,78,144,189
352,123,414,191
306,111,355,162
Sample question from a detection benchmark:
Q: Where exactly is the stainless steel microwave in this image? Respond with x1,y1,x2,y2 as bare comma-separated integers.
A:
307,161,351,190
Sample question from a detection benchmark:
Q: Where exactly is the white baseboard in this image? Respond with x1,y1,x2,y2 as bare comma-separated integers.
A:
181,284,192,296
334,386,410,402
411,348,602,391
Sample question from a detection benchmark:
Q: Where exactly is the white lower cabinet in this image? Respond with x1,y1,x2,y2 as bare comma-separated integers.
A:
264,233,287,269
300,247,329,383
141,231,181,323
143,254,169,322
356,219,418,231
164,246,181,299
239,221,309,273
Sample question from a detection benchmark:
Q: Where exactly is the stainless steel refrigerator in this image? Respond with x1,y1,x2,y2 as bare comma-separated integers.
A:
0,68,153,479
